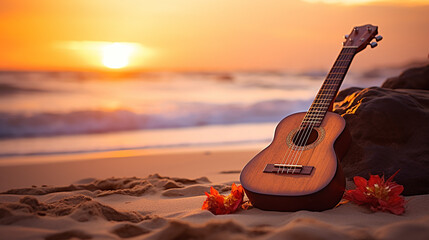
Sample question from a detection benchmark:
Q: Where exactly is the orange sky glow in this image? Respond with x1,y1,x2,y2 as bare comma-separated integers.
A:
0,0,428,72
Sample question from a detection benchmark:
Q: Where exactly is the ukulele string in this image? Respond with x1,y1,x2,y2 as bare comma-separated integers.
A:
277,89,329,174
277,116,309,174
281,66,337,174
284,81,333,174
279,81,330,174
281,47,352,174
277,105,314,174
278,47,351,174
278,75,333,174
288,47,353,172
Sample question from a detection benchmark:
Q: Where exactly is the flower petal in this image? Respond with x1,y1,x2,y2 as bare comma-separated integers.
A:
353,176,368,192
202,184,245,215
368,174,382,187
345,171,405,215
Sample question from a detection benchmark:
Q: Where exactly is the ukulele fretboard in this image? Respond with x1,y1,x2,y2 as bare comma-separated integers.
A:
302,47,357,127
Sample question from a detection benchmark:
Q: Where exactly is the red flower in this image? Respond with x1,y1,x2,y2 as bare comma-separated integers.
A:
202,183,244,215
344,170,405,215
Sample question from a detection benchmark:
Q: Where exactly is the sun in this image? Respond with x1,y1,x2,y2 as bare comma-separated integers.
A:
60,41,150,70
101,43,134,69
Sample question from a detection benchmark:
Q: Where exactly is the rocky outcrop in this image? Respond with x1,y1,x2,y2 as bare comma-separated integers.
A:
382,64,429,90
334,66,429,196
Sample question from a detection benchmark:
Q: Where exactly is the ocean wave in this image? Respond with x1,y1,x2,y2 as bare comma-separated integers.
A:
0,99,309,138
0,83,49,95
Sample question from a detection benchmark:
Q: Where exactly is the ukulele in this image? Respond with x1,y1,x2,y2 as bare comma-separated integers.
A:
240,24,382,211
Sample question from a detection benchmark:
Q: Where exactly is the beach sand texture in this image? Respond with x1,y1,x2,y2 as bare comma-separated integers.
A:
1,150,429,240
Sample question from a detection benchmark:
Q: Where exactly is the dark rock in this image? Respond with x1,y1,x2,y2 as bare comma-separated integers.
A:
334,87,429,195
382,64,429,90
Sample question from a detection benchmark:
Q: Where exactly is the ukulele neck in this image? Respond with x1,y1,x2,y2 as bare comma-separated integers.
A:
302,46,357,127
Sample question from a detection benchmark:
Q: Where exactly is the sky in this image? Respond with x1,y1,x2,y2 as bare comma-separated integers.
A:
0,0,428,72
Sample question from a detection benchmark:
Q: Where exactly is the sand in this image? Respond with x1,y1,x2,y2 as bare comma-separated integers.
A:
1,149,429,240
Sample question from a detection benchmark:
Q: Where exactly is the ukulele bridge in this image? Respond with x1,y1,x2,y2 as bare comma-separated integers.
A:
263,164,314,175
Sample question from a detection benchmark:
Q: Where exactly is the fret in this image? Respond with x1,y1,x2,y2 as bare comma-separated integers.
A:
316,93,335,97
320,83,339,86
308,108,329,112
302,120,323,124
325,76,344,79
325,79,343,82
309,105,329,109
311,101,331,104
303,117,323,121
306,110,327,114
306,114,327,118
306,110,326,114
327,73,346,77
331,65,350,68
311,103,330,106
310,103,330,107
318,89,337,93
321,84,339,88
311,101,332,105
323,82,340,86
328,71,346,75
327,75,344,78
303,117,324,121
325,78,344,82
313,98,332,101
307,110,329,114
313,97,333,101
306,111,327,115
304,114,325,118
318,91,337,94
304,113,325,117
318,90,337,94
304,114,326,119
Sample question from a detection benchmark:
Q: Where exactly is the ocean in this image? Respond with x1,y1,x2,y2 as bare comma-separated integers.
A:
0,70,390,161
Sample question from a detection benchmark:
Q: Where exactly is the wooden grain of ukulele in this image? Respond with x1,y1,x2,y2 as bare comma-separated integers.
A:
240,24,382,211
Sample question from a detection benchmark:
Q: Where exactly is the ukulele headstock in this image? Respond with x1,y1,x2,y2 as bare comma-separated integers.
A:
343,24,382,53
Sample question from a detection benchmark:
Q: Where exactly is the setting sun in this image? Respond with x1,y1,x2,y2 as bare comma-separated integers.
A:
57,41,150,71
101,43,134,69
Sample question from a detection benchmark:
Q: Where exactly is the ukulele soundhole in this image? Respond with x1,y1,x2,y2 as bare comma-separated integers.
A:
292,128,318,146
286,127,325,150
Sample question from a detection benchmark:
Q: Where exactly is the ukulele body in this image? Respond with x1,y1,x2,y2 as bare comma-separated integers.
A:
240,111,350,211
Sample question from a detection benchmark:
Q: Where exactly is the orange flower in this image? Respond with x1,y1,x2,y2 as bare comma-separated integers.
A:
202,183,244,215
344,170,405,215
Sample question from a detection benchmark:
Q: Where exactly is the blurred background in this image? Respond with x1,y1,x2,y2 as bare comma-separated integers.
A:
0,0,428,160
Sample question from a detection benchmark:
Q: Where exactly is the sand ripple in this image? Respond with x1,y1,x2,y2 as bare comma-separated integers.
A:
2,174,211,198
146,220,269,240
0,194,149,224
45,230,92,240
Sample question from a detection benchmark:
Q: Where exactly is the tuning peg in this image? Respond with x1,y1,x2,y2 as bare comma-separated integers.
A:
375,35,383,42
370,42,378,48
344,34,350,39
